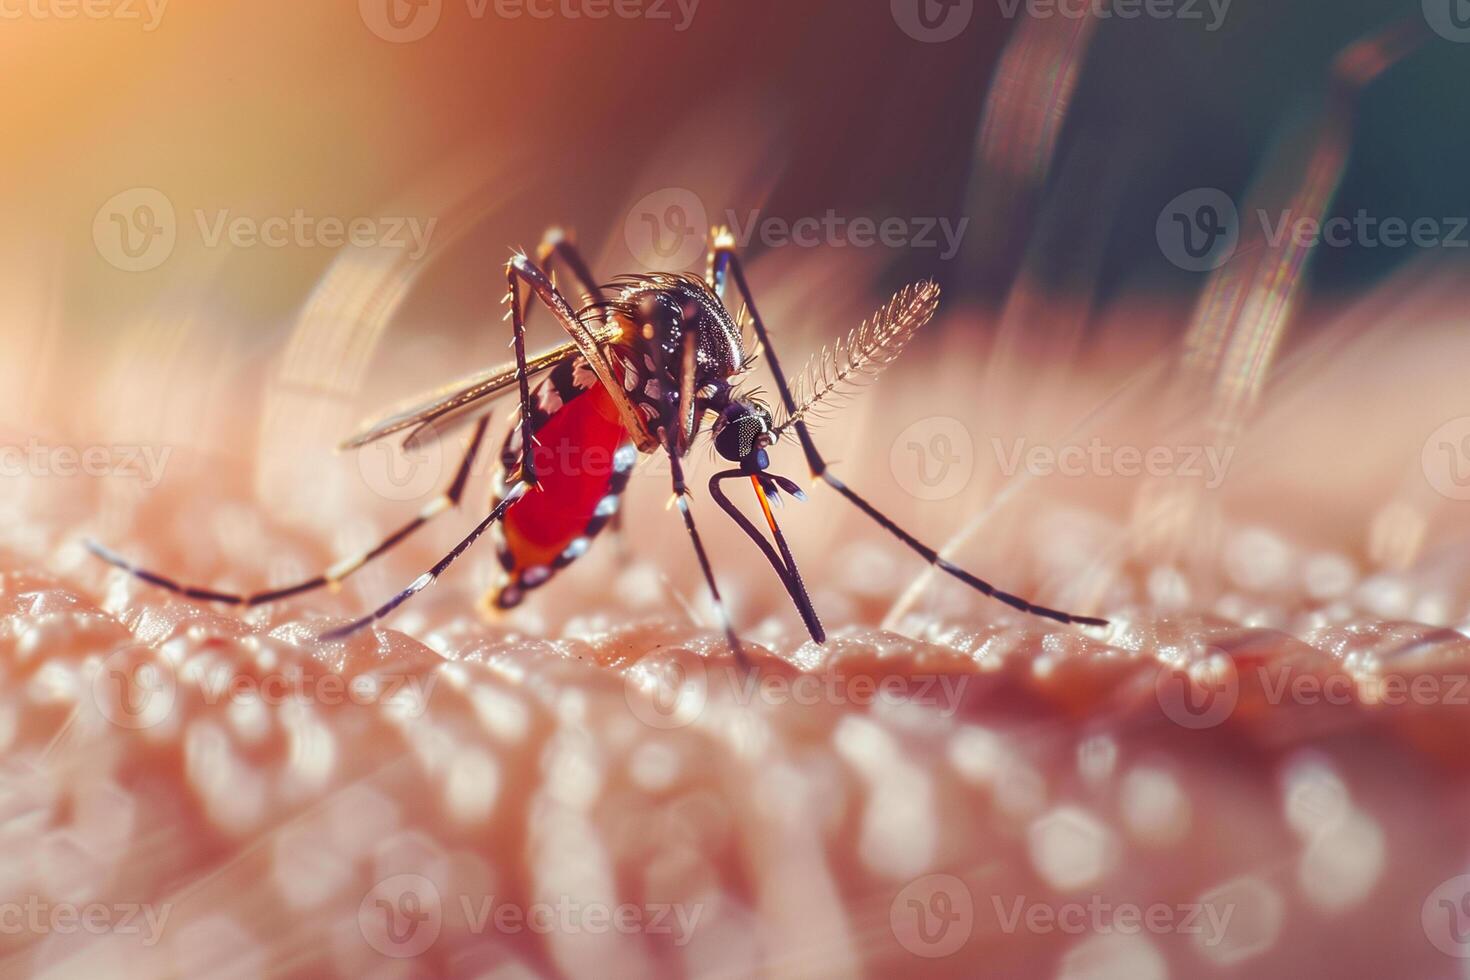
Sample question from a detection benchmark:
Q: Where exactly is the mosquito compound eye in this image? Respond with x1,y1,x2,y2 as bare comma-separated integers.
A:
714,406,769,462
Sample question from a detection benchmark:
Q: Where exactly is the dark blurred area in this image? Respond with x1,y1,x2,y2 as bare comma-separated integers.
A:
5,0,1464,324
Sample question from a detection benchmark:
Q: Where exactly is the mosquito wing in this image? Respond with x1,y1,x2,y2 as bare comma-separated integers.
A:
340,341,583,451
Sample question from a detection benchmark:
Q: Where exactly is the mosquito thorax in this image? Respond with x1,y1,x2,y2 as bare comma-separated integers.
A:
606,275,746,384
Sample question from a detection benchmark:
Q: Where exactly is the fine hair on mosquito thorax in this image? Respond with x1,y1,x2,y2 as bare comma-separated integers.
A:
586,273,748,381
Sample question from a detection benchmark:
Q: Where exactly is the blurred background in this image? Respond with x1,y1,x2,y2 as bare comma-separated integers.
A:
6,4,1470,978
0,0,1468,629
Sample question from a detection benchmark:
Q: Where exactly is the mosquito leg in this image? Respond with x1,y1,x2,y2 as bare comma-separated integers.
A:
505,260,544,488
505,254,655,453
715,249,1109,628
87,416,494,608
320,481,529,640
661,430,747,665
709,469,824,643
706,226,736,299
520,228,603,327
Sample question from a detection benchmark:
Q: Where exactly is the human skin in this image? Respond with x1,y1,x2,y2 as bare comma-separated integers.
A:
3,280,1470,979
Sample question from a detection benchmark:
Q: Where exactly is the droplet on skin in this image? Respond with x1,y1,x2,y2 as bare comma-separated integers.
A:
445,747,500,825
1120,765,1191,847
1193,876,1284,966
1057,932,1166,980
1302,551,1357,601
628,740,682,792
1146,565,1191,611
1027,806,1117,892
1225,526,1294,594
1298,808,1386,913
1280,755,1350,839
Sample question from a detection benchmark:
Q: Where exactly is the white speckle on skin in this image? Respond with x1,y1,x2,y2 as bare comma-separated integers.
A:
445,748,499,825
1298,808,1385,913
833,716,936,879
1027,806,1117,892
1194,876,1283,965
1120,765,1191,846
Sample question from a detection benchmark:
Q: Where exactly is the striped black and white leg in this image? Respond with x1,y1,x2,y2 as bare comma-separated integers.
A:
713,248,1109,628
319,481,528,640
88,416,494,609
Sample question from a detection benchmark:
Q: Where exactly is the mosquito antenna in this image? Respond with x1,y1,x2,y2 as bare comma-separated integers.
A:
773,280,940,436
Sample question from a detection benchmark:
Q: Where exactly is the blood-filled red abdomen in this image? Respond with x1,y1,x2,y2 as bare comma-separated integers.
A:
489,357,637,608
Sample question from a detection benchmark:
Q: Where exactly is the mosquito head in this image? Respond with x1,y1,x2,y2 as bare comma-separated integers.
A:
712,398,776,469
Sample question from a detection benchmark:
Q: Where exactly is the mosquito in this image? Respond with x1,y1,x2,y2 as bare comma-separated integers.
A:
87,226,1108,660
